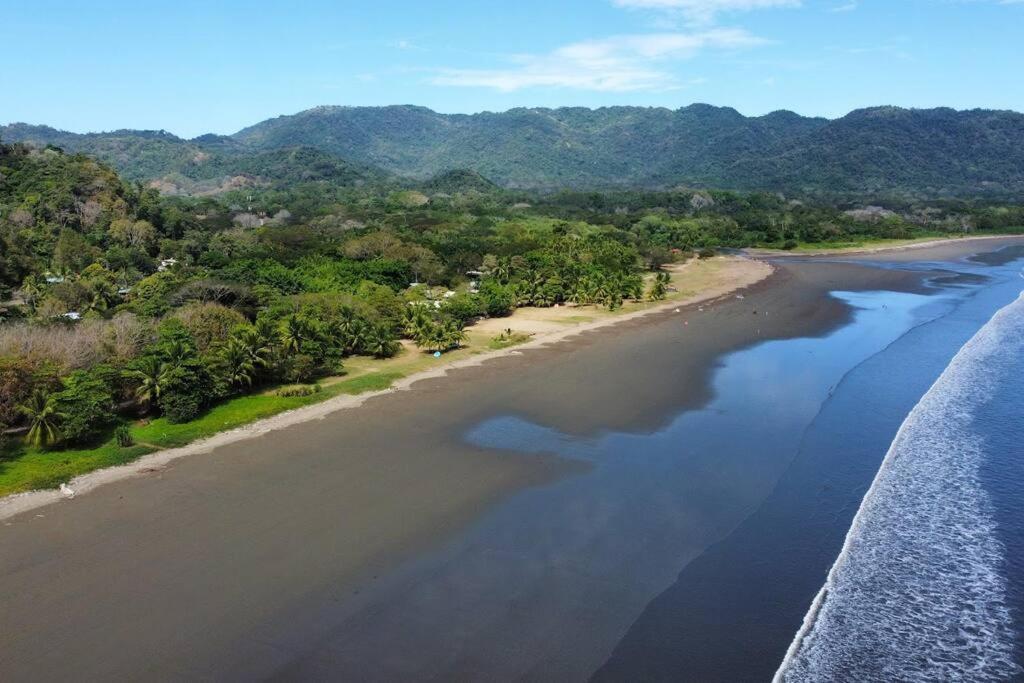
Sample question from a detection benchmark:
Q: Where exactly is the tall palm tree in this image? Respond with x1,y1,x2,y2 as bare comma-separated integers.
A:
234,326,272,370
19,275,44,312
253,317,280,351
161,338,195,367
220,337,257,388
648,271,670,301
84,279,117,313
280,314,314,356
19,389,63,447
350,319,375,355
403,306,433,340
366,325,400,359
441,320,467,351
127,356,170,413
493,258,513,284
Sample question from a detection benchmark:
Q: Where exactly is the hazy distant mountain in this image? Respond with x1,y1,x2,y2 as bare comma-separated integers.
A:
5,104,1024,197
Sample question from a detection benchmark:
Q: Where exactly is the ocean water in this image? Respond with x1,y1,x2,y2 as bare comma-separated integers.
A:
274,246,1024,680
775,294,1024,678
597,249,1024,681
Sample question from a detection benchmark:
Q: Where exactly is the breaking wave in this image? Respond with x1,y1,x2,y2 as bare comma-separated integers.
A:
775,292,1024,682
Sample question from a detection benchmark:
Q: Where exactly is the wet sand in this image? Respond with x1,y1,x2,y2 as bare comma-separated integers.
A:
0,239,1018,681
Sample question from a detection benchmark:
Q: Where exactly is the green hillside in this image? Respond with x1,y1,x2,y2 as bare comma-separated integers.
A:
5,104,1024,197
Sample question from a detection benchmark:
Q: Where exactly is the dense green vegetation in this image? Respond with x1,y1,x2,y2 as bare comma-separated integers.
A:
1,137,1022,493
6,104,1024,197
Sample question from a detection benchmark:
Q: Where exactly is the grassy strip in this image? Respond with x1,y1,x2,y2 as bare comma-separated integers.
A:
759,229,1024,253
0,369,406,497
0,443,155,497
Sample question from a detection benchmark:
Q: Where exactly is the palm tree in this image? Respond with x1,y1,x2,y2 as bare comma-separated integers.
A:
127,356,170,413
493,258,513,284
234,326,272,370
84,279,117,313
280,314,314,356
220,337,257,388
441,320,468,351
366,325,400,358
403,306,433,340
413,319,452,354
19,389,63,447
18,275,44,312
161,338,195,367
253,317,280,351
345,319,371,355
648,271,670,301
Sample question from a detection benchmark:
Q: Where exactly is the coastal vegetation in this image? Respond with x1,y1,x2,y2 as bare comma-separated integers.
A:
1,136,1022,495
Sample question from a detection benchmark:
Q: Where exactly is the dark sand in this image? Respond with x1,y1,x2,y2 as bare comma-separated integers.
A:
1,239,1018,681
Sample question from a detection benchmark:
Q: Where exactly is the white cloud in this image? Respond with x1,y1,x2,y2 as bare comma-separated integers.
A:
430,29,764,92
830,1,858,11
613,0,801,24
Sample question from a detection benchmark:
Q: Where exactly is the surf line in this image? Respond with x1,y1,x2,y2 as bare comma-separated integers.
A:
773,291,1024,682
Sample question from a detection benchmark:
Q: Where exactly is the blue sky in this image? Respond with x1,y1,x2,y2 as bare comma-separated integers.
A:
2,0,1022,137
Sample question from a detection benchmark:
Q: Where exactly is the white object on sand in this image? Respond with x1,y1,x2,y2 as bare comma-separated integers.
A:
674,308,680,313
60,483,75,498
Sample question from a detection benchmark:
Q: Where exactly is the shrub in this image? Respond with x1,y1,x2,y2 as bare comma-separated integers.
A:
478,280,515,318
781,240,798,251
698,247,717,259
282,354,320,384
0,356,41,426
52,366,117,444
158,359,215,424
172,302,246,353
441,292,484,325
275,384,322,397
159,390,203,424
114,424,134,447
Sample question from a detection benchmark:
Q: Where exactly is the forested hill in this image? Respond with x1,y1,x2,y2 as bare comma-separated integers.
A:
0,124,391,196
5,104,1024,197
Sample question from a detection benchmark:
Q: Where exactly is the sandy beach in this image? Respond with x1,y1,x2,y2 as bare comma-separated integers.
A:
1,236,1021,681
0,255,768,522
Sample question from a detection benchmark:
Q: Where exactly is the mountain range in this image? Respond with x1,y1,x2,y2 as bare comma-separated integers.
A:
4,104,1024,198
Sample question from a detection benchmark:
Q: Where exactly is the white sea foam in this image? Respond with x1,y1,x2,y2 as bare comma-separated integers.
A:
775,292,1024,682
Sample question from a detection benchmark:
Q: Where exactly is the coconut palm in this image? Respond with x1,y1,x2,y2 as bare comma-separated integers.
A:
220,337,257,388
233,326,272,370
648,271,670,301
127,356,170,412
440,319,467,351
161,338,195,367
19,389,64,447
493,258,513,284
84,279,118,313
345,319,371,355
253,317,280,351
365,325,400,358
403,306,433,339
18,275,44,312
280,314,315,356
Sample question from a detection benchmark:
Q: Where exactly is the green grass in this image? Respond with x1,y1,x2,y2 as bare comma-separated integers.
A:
0,442,154,497
488,331,533,350
0,368,408,497
760,230,1024,253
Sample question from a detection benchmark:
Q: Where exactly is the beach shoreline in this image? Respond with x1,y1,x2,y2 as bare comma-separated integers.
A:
2,237,1020,680
0,256,771,522
4,233,1018,521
